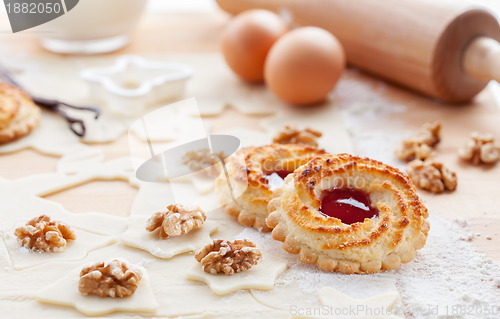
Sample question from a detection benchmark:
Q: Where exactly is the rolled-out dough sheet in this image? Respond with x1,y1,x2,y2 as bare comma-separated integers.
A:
0,52,358,318
0,53,281,158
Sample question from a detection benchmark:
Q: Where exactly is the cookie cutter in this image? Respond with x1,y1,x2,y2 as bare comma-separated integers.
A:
80,55,193,116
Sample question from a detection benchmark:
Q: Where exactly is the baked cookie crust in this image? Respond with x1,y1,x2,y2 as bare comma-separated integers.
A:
0,83,41,144
267,153,429,274
215,144,325,232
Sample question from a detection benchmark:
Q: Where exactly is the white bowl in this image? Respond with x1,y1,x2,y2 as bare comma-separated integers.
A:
38,0,149,54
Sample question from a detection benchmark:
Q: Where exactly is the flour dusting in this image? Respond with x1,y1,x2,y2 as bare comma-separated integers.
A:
236,215,500,319
334,72,409,166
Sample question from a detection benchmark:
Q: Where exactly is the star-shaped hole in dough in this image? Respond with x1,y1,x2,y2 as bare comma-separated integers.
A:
0,151,132,233
186,252,288,295
121,216,218,259
0,155,132,271
2,227,116,270
129,98,208,145
36,262,158,316
5,151,134,202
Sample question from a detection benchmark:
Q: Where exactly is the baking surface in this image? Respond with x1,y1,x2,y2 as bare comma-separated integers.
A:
2,9,498,261
0,7,500,318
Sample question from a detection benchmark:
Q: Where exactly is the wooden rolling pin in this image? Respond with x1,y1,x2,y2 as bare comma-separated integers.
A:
216,0,500,103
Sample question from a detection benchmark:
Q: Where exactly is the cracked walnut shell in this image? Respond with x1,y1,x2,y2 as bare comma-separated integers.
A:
459,132,500,165
146,204,206,239
395,121,441,161
195,239,262,275
79,259,143,298
407,159,457,193
14,215,76,252
273,125,322,148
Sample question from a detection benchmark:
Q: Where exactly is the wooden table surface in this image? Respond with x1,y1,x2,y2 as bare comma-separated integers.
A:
0,8,499,263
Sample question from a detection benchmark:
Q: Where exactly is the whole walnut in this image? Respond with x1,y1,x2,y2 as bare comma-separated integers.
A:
459,132,500,165
146,204,206,239
195,239,262,275
407,159,457,193
14,215,76,252
395,121,441,161
79,259,143,298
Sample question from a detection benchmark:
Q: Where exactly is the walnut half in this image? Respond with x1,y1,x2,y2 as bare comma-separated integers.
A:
195,239,262,275
407,159,457,193
395,121,441,161
273,125,322,148
459,132,500,165
146,204,206,239
14,215,76,252
79,259,143,298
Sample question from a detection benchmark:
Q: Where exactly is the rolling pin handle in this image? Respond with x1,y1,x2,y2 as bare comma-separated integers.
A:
464,36,500,84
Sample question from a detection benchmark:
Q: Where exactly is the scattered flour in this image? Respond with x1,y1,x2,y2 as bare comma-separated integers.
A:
395,216,500,319
334,72,409,167
235,216,500,319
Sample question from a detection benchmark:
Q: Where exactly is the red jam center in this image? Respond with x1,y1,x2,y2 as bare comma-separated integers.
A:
265,170,292,190
320,188,378,224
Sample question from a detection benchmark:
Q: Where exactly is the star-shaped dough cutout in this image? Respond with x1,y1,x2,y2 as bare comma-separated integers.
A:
128,98,208,144
184,53,278,116
36,262,158,316
186,252,287,295
308,286,403,319
2,227,116,270
208,104,268,133
121,216,218,259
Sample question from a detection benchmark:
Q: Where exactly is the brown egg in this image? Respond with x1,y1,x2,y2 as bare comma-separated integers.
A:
221,9,288,82
264,27,346,106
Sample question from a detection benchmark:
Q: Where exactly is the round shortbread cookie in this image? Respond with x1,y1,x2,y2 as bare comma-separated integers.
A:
267,153,429,274
0,83,41,144
0,83,21,130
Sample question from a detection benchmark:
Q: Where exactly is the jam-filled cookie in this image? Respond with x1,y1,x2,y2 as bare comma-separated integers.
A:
0,83,41,144
215,144,325,232
267,153,429,274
